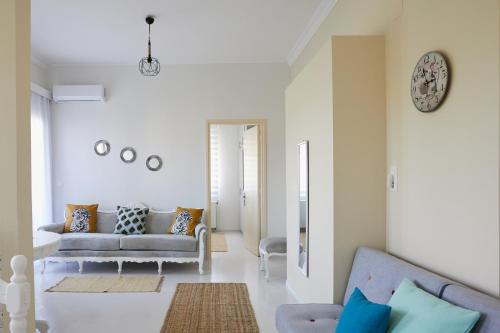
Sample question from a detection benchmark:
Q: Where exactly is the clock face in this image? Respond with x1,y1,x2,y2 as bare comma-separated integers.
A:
411,51,449,112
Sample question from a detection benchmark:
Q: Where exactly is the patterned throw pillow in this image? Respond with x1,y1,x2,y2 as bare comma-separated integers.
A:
113,206,150,235
64,204,98,233
167,207,204,236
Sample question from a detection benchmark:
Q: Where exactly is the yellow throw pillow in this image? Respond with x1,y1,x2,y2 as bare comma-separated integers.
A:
168,207,204,236
64,204,98,233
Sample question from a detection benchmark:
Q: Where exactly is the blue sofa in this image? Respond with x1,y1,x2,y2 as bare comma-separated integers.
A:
276,247,500,333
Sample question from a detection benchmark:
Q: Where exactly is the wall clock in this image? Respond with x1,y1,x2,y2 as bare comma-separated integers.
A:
411,51,449,112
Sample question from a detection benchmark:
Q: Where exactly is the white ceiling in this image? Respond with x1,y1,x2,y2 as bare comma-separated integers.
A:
31,0,324,65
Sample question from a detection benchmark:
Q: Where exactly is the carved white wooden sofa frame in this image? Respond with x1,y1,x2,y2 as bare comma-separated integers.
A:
42,228,207,275
0,255,30,333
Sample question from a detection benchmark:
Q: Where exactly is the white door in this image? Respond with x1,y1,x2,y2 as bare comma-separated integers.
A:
241,125,260,256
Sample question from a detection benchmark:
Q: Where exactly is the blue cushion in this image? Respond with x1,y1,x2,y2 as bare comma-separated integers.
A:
336,287,392,333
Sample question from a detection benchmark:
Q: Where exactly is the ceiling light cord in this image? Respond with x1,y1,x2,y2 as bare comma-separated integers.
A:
139,16,160,76
148,24,152,63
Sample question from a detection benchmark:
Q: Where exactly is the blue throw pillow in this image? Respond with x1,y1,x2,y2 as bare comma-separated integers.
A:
336,288,391,333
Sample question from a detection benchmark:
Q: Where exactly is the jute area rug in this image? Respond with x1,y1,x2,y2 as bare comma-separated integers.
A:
46,276,164,293
211,232,229,252
161,283,259,333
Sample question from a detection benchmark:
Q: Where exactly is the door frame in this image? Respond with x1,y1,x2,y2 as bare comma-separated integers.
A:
205,119,268,265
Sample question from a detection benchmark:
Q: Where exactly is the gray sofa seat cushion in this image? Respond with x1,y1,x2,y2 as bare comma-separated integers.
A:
441,285,500,333
275,304,342,333
60,233,123,251
260,237,287,253
120,234,197,252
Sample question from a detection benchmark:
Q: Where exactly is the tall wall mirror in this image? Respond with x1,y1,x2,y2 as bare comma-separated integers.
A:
298,140,309,276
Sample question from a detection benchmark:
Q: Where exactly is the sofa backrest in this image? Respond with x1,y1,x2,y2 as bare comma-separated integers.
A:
344,247,452,306
96,211,117,233
441,285,500,332
146,210,176,234
96,210,204,234
345,247,500,333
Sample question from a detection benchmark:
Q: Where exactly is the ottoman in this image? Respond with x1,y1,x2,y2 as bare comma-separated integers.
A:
259,237,287,280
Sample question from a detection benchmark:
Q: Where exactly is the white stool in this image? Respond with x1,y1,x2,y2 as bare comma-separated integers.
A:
259,237,287,280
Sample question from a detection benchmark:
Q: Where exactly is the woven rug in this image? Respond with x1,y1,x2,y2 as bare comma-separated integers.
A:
46,276,164,293
211,232,228,252
161,283,259,333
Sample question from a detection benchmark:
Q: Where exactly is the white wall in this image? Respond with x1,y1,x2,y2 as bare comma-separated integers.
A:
31,61,49,89
217,125,241,231
49,64,289,237
386,0,500,296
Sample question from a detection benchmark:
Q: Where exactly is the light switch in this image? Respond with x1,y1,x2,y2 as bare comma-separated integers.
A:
389,166,398,192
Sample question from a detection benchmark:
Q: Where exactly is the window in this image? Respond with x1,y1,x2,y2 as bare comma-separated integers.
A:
210,125,220,203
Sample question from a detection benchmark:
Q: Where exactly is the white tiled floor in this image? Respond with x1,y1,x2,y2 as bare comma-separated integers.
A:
34,232,293,333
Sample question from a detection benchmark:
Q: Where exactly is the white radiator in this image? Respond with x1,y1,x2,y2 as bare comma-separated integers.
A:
211,202,218,229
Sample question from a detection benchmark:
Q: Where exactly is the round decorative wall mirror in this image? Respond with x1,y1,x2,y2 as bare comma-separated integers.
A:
120,147,137,163
146,155,162,171
94,140,111,156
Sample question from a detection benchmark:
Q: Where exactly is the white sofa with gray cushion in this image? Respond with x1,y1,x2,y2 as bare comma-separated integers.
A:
38,210,207,274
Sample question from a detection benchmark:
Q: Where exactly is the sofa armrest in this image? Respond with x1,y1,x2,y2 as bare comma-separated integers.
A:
38,223,65,234
195,223,207,241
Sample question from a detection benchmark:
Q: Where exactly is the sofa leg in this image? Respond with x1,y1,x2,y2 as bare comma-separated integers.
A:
117,260,123,275
264,254,270,280
40,259,46,274
198,261,204,274
157,261,163,275
77,260,84,274
259,250,265,271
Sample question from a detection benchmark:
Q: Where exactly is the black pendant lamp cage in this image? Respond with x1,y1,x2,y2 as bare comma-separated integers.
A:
139,16,160,76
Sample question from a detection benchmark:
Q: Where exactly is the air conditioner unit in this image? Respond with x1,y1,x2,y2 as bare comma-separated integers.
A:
52,85,105,102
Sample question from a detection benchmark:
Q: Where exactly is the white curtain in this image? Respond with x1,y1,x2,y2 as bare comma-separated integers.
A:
210,125,220,203
31,92,53,231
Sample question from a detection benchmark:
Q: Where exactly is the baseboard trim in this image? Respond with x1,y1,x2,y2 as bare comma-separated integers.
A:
285,280,304,303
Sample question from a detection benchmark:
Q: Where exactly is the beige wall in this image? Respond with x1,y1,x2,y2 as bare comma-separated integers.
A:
0,0,35,331
286,36,386,303
289,0,499,299
386,0,500,296
286,41,335,302
332,36,387,303
290,0,401,78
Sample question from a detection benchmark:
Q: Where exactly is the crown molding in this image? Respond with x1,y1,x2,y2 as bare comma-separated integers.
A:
286,0,338,66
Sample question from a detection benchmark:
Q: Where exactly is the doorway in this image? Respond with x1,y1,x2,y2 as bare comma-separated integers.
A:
206,120,267,260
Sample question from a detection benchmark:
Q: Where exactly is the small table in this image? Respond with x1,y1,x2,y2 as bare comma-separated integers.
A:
33,231,61,261
259,237,287,280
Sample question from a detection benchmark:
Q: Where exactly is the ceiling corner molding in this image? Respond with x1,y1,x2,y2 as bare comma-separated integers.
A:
286,0,338,66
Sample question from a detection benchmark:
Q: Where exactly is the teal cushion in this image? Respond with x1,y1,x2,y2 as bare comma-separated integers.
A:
336,288,391,333
388,279,480,333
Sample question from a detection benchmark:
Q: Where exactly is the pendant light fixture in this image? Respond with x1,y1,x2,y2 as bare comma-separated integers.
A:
139,16,160,76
